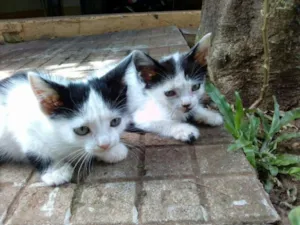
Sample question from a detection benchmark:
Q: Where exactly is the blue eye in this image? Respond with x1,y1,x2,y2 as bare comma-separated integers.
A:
73,126,90,136
164,90,176,97
191,84,201,91
110,118,121,127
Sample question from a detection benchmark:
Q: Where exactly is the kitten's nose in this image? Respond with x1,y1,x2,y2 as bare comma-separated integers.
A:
99,144,110,151
182,104,191,109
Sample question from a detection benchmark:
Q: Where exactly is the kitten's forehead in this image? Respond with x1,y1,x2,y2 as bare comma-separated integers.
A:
82,90,118,121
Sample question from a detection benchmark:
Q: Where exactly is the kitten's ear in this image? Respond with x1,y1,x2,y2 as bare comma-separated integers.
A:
187,32,212,66
131,50,159,84
28,71,63,115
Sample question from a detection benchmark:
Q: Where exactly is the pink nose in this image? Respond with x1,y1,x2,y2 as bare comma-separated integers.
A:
99,144,110,150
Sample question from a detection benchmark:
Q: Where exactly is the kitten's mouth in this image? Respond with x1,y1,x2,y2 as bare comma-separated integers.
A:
182,107,192,113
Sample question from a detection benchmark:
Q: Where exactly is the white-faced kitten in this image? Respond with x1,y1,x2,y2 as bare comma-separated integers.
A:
125,33,223,143
0,64,131,186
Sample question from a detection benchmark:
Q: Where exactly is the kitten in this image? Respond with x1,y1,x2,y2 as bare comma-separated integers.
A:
0,62,131,186
125,33,223,143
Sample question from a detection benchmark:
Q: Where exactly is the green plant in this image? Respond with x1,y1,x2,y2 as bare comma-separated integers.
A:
289,206,300,225
206,82,300,192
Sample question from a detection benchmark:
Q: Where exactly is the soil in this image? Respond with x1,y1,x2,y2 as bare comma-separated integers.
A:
270,176,300,225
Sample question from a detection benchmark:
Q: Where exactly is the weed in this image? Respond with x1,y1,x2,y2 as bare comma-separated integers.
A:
205,82,300,193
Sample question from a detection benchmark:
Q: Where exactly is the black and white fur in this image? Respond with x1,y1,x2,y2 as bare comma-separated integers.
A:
123,33,223,143
0,59,131,186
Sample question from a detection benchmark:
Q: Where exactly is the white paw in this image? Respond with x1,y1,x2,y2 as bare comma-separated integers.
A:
96,143,128,163
41,164,73,186
171,123,200,143
205,112,223,126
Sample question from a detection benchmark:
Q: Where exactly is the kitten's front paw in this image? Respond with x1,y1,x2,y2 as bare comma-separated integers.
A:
96,143,128,163
171,123,200,144
41,164,73,186
205,112,223,126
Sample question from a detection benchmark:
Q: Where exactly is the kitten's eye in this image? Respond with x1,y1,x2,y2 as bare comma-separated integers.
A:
164,90,176,97
191,84,201,91
73,126,90,136
110,118,121,127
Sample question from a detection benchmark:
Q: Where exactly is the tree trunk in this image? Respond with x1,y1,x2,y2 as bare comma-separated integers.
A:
197,0,300,110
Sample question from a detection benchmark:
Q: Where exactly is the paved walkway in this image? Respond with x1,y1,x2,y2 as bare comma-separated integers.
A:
0,26,280,225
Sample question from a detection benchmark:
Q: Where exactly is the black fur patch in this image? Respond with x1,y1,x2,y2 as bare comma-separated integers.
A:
134,50,206,89
135,54,177,89
181,51,207,82
90,55,132,113
41,78,91,119
26,152,52,172
0,72,27,96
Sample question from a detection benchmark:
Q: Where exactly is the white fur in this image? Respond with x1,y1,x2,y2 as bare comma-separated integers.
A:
0,72,129,186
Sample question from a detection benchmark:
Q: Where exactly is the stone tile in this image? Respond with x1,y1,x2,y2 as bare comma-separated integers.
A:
86,151,140,181
170,45,190,53
203,176,280,224
72,182,136,224
141,179,208,223
144,133,184,146
168,38,187,46
195,144,254,175
0,186,20,224
0,163,33,185
6,185,75,225
145,146,193,177
196,126,233,145
150,35,169,47
121,132,142,145
148,46,170,58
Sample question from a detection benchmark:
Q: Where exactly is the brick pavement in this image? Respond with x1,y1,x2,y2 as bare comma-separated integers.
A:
0,26,280,225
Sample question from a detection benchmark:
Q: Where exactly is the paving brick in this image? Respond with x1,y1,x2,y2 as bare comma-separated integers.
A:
203,176,280,224
6,185,75,225
141,179,208,223
195,126,233,145
144,133,184,146
72,182,136,224
86,151,140,181
145,146,193,177
167,36,187,46
133,38,151,47
195,144,255,175
0,186,20,224
150,35,169,47
170,45,190,53
0,164,33,185
148,46,170,58
121,132,142,145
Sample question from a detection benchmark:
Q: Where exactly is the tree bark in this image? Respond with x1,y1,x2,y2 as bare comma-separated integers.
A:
197,0,300,110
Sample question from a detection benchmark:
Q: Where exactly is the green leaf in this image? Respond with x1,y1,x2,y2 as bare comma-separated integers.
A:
234,91,244,130
270,154,300,166
257,110,271,140
205,83,237,137
228,139,251,151
288,167,300,176
269,165,279,176
280,108,300,127
279,167,300,179
248,115,260,141
243,146,257,168
269,96,281,136
289,206,300,225
264,176,274,193
275,132,300,143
